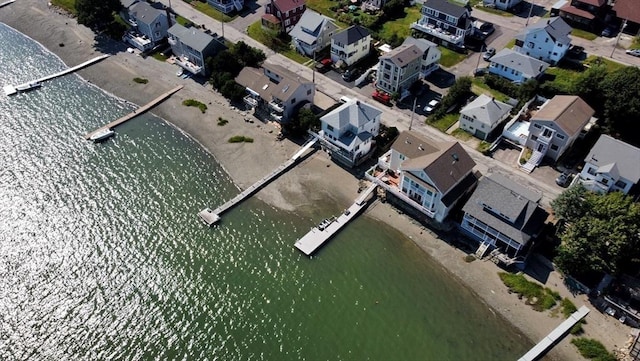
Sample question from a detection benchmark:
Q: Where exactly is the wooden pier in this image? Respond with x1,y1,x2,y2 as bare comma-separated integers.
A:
0,0,16,9
294,181,379,256
198,137,319,226
84,85,183,139
518,305,590,361
3,54,110,96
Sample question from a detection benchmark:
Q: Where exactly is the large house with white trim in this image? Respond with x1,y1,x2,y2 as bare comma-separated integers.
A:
410,0,474,50
168,24,226,76
262,0,306,33
330,25,371,67
288,9,339,57
514,17,572,65
122,1,169,51
488,48,549,83
578,135,640,195
402,36,441,79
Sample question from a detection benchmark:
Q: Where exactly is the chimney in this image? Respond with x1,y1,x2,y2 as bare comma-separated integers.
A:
418,144,424,151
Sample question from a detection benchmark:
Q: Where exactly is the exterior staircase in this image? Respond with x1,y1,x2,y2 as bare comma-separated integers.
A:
475,242,490,259
520,150,543,173
233,0,243,11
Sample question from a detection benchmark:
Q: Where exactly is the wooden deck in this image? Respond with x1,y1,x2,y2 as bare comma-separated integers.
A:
518,305,590,361
199,137,318,226
84,85,183,139
294,181,378,256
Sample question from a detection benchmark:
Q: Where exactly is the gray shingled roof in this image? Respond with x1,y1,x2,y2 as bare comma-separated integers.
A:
235,63,310,103
462,173,546,245
490,49,549,78
168,24,214,52
288,10,336,45
584,135,640,183
380,44,422,67
460,94,513,126
332,25,370,46
130,2,162,26
321,99,382,130
402,36,437,53
515,16,572,44
423,0,468,18
121,0,139,8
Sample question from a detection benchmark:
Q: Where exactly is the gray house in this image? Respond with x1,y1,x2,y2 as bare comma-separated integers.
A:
461,173,548,258
122,1,169,51
289,9,339,57
459,94,513,140
578,135,640,195
514,17,572,65
168,24,225,76
488,48,549,83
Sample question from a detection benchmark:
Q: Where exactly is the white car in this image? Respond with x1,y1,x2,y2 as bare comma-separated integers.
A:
626,49,640,57
425,99,440,114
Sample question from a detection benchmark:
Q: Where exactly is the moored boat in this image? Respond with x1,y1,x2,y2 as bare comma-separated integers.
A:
15,81,42,92
89,128,115,142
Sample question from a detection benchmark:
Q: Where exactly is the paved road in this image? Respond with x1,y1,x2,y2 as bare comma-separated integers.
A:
156,0,638,206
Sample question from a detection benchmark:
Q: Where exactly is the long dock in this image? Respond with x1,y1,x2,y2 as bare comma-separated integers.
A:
3,54,110,96
198,136,319,226
84,85,183,139
0,0,16,9
518,305,590,361
294,180,379,256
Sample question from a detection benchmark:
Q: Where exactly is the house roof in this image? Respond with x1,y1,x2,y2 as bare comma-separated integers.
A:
168,24,215,52
380,44,422,67
321,99,382,130
423,0,468,18
584,135,640,183
534,95,594,136
261,13,281,24
332,25,370,46
462,173,547,245
130,1,163,26
288,9,336,45
272,0,306,13
121,0,139,8
460,94,513,126
515,17,572,44
560,4,595,20
490,49,550,78
613,0,640,24
235,63,311,103
576,0,605,7
393,131,476,194
402,36,438,53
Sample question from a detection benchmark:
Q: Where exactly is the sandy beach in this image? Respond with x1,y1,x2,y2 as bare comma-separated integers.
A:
0,1,633,360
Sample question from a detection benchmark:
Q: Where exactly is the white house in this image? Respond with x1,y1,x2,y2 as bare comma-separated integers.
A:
122,1,169,51
319,99,382,167
289,9,339,57
514,17,572,65
459,94,513,140
402,36,441,78
207,0,243,14
488,48,549,83
330,25,371,67
578,135,640,194
168,24,226,76
410,0,474,50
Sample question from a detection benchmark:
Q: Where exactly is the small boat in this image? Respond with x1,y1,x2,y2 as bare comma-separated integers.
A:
90,128,115,142
15,81,42,92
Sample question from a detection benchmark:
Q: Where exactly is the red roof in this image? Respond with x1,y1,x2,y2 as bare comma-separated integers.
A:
613,0,640,24
261,13,281,24
575,0,605,7
560,4,595,20
272,0,306,13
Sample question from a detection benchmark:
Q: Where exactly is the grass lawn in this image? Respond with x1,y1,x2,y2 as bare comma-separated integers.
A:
190,1,236,22
439,47,468,67
306,0,338,18
282,49,310,64
473,5,514,17
546,66,581,91
378,5,422,42
471,78,510,102
584,56,626,72
247,22,310,64
632,36,640,49
451,128,473,140
505,39,516,49
51,0,76,14
428,113,459,132
176,15,192,27
151,52,168,62
571,28,598,40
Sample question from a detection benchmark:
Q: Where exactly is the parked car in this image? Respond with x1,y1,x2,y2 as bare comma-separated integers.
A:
626,49,640,57
479,22,495,37
425,99,440,114
601,25,617,37
342,69,357,82
473,67,487,77
567,45,584,58
315,58,332,73
555,171,573,187
483,47,496,61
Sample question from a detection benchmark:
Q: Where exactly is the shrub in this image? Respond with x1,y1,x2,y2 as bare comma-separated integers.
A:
133,77,148,84
477,141,491,155
499,272,560,311
570,320,585,335
571,338,616,361
561,298,578,318
217,117,229,126
182,99,207,113
464,255,476,263
228,135,254,143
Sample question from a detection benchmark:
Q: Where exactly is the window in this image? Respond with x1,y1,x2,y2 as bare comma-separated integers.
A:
531,135,538,140
528,42,534,48
399,154,405,160
550,144,558,151
327,125,334,131
615,180,627,188
533,124,542,129
307,89,312,95
556,133,565,140
587,167,596,175
291,98,296,104
285,19,290,26
601,178,609,185
545,38,549,43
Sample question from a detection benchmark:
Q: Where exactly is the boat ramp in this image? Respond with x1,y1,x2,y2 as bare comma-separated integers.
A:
84,85,183,140
518,305,590,361
294,180,379,256
3,54,110,96
198,136,319,226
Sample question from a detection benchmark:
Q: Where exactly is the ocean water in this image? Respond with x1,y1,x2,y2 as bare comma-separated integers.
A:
0,23,531,360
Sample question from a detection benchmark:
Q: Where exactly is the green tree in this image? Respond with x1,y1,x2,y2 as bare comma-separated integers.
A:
572,63,607,115
601,66,640,146
231,41,266,68
382,0,408,19
75,0,121,29
554,190,640,277
284,107,319,137
551,184,588,221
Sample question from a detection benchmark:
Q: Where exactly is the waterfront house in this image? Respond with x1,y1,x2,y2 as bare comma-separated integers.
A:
410,0,474,50
121,1,169,51
402,36,441,78
375,44,423,100
330,25,371,67
578,135,640,195
262,0,306,33
488,48,549,83
288,9,339,57
613,0,640,34
461,173,548,258
513,17,572,65
236,63,315,123
318,99,382,167
370,131,477,223
482,0,523,11
168,24,226,76
207,0,243,15
524,95,595,165
559,0,608,30
459,94,513,140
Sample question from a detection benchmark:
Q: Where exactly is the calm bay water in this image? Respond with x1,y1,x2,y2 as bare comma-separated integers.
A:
0,23,531,360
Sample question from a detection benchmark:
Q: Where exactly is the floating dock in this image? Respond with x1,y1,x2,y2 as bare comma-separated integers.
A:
294,181,378,256
518,305,590,361
3,54,110,96
198,137,319,226
84,85,183,139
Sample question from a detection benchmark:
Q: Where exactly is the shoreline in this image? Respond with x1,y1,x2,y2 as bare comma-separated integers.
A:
0,2,632,360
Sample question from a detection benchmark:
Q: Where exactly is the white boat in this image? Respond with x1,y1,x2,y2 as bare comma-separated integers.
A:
15,81,42,92
89,128,115,142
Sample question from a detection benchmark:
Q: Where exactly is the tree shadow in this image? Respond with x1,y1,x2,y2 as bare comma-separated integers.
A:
426,68,456,88
523,253,554,285
93,33,129,55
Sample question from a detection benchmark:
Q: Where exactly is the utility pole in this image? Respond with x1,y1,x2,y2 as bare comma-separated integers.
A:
610,19,627,58
312,49,316,84
409,97,417,131
475,43,485,75
525,0,535,27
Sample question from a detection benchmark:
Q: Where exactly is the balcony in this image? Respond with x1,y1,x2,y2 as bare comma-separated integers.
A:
270,112,284,122
268,100,285,113
579,178,610,194
123,32,152,51
243,95,259,108
175,56,202,75
410,21,464,45
168,37,177,46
